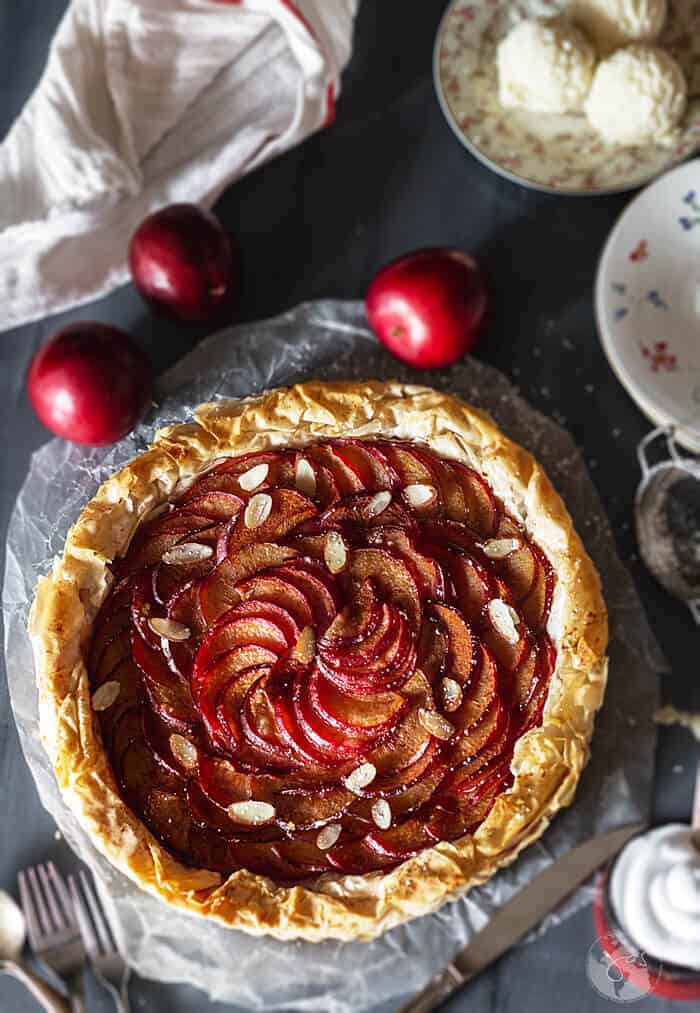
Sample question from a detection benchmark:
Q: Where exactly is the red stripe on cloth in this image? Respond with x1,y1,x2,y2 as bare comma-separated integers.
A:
324,81,336,127
278,0,318,40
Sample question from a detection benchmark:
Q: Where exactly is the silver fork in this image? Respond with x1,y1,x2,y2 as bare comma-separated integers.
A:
18,862,86,1012
69,871,130,1013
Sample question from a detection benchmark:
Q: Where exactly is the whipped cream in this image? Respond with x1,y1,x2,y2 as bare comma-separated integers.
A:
610,824,700,971
497,19,595,115
584,45,687,148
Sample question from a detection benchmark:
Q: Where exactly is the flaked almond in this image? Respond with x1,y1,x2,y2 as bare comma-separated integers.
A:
295,457,317,497
169,734,197,769
244,492,272,529
238,463,269,492
316,823,342,850
487,599,521,644
367,491,392,517
419,708,455,740
162,542,214,565
440,677,463,713
294,626,316,665
91,681,120,712
148,617,191,642
227,800,276,825
324,531,348,573
403,484,436,508
343,762,377,794
481,538,520,560
371,799,392,830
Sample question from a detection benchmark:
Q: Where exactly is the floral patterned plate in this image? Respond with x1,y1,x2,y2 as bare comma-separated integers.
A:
595,159,700,449
433,0,700,196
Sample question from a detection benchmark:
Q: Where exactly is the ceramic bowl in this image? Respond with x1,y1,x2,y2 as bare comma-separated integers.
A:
434,0,700,196
592,848,700,1001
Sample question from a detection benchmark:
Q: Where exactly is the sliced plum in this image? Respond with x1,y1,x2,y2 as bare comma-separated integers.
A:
348,548,421,630
450,461,499,537
365,817,440,860
307,444,366,496
225,488,317,554
329,439,397,490
368,527,445,600
431,603,475,686
307,666,406,739
274,561,339,631
199,543,298,625
194,616,289,683
144,789,193,854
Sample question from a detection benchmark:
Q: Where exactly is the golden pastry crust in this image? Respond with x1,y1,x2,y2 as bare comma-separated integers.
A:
30,381,608,941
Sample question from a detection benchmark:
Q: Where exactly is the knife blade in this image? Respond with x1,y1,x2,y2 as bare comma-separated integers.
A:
398,823,645,1013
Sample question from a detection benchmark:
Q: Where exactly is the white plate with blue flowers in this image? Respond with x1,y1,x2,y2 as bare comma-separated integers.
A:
596,159,700,450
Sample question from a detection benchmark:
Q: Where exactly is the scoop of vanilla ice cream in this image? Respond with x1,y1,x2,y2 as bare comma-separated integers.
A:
584,45,686,146
497,19,596,114
570,0,667,55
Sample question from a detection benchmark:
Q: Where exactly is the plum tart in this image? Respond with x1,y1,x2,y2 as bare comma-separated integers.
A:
30,381,607,941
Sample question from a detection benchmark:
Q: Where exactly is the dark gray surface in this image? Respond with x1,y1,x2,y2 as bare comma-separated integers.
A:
0,3,697,1012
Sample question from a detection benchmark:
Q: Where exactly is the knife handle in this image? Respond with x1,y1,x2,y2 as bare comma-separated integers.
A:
397,962,469,1013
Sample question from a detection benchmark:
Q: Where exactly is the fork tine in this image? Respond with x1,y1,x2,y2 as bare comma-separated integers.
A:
79,870,115,953
38,863,66,932
18,870,40,950
48,862,77,929
68,875,99,958
27,866,53,937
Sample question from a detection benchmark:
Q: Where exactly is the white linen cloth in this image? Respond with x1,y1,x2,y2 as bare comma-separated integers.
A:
0,0,357,331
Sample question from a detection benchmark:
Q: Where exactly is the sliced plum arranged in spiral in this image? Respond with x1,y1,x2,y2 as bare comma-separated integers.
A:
88,439,555,881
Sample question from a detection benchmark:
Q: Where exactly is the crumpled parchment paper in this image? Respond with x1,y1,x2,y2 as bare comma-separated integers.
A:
3,301,664,1012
